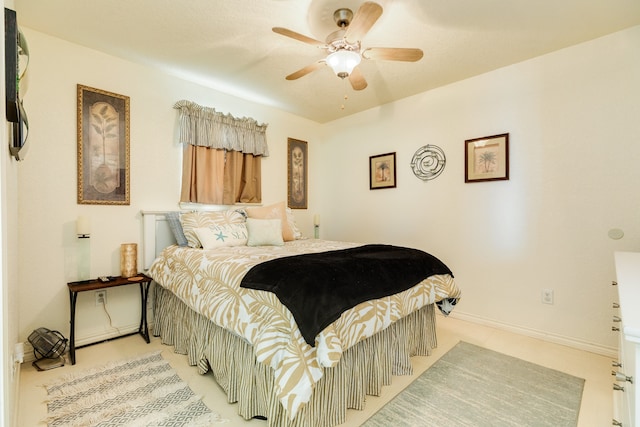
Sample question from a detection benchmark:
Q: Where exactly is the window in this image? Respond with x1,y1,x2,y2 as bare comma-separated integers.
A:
174,101,269,204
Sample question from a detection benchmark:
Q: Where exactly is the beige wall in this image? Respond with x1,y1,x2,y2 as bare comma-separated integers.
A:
12,23,640,374
16,28,321,346
317,26,640,353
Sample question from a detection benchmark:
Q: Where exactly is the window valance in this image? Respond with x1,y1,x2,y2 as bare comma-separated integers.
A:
174,100,269,157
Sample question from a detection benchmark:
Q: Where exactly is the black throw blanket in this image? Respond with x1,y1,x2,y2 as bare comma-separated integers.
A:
240,244,453,346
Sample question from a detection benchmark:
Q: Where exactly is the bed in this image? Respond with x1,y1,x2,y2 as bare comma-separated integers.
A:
142,204,461,427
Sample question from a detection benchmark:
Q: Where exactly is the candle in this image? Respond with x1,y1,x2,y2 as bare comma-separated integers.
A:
76,216,90,237
313,214,320,226
120,243,138,278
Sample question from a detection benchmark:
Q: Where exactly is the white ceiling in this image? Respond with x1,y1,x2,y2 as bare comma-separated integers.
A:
13,0,640,123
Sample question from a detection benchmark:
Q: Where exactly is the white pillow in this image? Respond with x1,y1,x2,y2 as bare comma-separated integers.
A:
246,218,284,246
194,223,248,249
180,210,246,248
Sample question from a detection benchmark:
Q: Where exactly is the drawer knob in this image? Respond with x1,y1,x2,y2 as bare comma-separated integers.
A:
612,326,620,332
612,371,633,383
613,302,620,309
613,383,625,391
613,315,622,323
613,419,623,426
612,361,622,368
612,281,618,286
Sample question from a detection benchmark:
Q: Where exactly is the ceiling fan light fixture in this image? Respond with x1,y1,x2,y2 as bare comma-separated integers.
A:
326,50,361,78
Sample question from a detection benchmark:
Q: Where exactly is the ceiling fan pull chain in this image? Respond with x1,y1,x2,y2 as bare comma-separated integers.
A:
340,78,349,110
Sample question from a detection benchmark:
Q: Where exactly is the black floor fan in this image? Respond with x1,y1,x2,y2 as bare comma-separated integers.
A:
28,327,67,371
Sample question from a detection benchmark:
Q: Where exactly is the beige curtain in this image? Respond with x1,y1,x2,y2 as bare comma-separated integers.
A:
180,145,225,204
223,151,261,204
175,101,268,204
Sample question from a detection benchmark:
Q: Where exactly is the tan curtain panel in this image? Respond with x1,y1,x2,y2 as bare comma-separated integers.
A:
175,100,268,204
180,145,225,204
223,151,262,204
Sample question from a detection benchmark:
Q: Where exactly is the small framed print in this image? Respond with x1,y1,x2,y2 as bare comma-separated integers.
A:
465,133,509,183
369,152,396,190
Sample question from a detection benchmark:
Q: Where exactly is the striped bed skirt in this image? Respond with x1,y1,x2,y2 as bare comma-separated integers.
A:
152,284,438,427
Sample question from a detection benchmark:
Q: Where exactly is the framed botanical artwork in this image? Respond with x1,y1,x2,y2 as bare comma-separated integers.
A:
369,152,396,190
287,138,307,209
77,84,130,204
464,133,509,183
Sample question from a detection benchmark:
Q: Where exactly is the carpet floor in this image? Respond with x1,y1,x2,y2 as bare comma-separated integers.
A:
42,351,228,426
362,341,585,427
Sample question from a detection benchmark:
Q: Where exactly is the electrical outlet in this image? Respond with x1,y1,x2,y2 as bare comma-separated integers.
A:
541,288,554,305
95,290,107,306
14,342,24,364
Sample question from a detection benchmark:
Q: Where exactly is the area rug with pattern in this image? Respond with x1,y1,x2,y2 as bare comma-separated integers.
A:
362,341,585,427
43,351,228,426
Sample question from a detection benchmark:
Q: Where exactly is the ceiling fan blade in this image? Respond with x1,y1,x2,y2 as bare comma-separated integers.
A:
272,27,326,47
349,66,367,91
345,2,383,43
286,61,326,80
362,47,424,62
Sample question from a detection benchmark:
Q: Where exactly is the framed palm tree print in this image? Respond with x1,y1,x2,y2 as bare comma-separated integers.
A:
465,133,509,183
369,152,396,189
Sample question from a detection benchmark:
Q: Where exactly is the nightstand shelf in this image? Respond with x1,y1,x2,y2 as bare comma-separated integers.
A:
67,274,152,365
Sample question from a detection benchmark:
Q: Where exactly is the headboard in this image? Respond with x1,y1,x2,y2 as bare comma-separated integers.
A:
141,205,244,270
141,211,178,270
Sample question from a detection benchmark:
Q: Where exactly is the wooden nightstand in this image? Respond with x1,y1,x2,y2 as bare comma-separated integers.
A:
67,274,152,365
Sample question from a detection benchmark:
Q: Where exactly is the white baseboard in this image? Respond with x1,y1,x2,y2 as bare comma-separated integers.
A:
448,310,618,359
12,359,21,427
21,310,616,362
21,321,154,364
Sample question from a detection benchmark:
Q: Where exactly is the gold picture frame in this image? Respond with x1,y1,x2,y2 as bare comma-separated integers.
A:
465,133,509,183
287,138,307,209
77,84,130,205
369,152,396,189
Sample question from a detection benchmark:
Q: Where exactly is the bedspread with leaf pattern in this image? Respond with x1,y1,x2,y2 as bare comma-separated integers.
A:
148,239,461,419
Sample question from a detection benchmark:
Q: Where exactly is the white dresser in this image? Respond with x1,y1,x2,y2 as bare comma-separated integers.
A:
614,251,640,426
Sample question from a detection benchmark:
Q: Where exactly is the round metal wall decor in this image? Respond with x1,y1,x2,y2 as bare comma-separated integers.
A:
410,144,446,181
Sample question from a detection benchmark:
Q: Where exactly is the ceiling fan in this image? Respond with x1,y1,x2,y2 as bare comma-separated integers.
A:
273,1,423,91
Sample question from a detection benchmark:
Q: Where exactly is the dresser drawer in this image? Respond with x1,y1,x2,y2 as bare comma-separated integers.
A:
615,317,635,426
